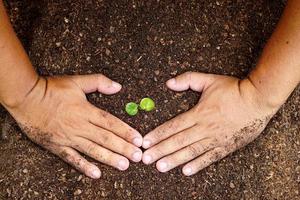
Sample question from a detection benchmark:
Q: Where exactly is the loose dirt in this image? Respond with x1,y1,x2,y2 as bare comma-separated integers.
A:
0,0,299,199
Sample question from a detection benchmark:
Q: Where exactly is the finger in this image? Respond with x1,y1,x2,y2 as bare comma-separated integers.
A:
82,124,142,162
88,105,143,147
143,125,208,165
155,139,216,173
182,147,227,176
166,71,216,92
72,137,130,171
54,146,101,179
70,74,122,94
142,110,196,149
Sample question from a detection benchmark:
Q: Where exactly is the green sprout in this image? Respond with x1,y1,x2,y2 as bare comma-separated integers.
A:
125,102,139,116
139,97,155,112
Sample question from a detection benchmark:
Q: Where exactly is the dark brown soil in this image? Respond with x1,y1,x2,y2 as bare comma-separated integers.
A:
1,0,299,199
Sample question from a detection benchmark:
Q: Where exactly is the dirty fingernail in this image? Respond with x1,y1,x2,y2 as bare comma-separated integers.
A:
183,167,193,176
118,159,128,171
143,139,151,149
143,154,152,164
132,151,142,162
91,168,101,179
157,161,168,172
133,137,142,147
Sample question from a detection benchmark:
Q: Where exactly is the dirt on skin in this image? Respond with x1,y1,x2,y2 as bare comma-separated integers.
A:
0,0,299,199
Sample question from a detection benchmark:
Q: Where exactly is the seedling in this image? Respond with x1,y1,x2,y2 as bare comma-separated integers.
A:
125,102,139,116
125,97,156,116
139,97,155,111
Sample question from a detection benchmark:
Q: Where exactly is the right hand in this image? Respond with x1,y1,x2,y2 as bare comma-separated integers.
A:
6,74,143,179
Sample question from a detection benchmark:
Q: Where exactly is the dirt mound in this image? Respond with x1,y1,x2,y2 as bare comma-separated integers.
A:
0,0,299,199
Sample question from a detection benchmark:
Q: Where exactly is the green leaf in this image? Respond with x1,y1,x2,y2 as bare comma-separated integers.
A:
140,97,155,111
125,102,139,116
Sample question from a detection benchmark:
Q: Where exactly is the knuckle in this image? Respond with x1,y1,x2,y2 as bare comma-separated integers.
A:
57,149,71,161
99,132,110,144
123,129,134,141
97,74,112,86
98,110,109,119
167,120,179,131
107,154,120,166
96,74,105,82
123,144,135,155
210,123,221,133
207,141,217,149
212,151,224,161
151,130,163,142
174,135,184,146
187,145,200,157
224,143,236,154
57,149,84,170
152,147,164,158
184,71,193,79
86,143,96,154
154,121,176,139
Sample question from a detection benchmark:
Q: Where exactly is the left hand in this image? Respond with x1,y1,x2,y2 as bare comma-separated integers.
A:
142,72,280,176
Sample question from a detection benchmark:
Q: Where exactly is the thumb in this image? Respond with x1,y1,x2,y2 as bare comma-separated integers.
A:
70,74,122,94
166,72,215,92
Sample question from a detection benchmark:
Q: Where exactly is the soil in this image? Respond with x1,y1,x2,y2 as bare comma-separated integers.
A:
0,0,299,199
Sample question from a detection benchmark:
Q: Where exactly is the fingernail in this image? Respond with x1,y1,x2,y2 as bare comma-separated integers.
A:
118,159,128,171
167,78,176,85
133,137,142,147
132,151,142,162
143,139,151,149
112,81,122,89
183,167,193,176
91,168,101,179
143,154,152,164
157,161,168,172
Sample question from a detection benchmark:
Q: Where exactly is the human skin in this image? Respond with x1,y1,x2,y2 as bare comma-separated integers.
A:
0,1,143,179
142,0,300,176
1,0,300,180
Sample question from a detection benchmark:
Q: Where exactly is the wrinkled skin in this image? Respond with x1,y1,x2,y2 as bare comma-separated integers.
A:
142,72,279,176
6,74,143,179
4,71,281,178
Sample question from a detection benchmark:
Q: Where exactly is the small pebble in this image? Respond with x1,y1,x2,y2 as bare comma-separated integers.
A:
171,70,177,75
64,17,69,23
109,26,115,33
74,189,82,196
101,191,108,197
77,175,83,182
105,48,111,56
126,190,131,196
55,42,61,47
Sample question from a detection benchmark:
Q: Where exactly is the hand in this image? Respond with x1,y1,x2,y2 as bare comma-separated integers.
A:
142,72,280,176
6,74,143,179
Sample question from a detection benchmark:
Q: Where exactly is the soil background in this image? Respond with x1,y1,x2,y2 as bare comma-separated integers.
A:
0,0,299,199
